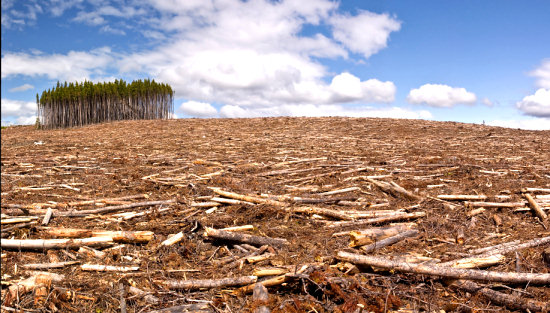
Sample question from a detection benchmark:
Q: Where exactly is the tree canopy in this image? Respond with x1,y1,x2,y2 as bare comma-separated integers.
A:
37,79,174,129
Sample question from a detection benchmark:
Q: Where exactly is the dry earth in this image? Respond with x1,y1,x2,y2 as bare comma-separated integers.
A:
1,117,550,313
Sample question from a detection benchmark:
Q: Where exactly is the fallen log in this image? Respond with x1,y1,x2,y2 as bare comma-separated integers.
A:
209,188,284,206
291,206,353,221
40,227,154,243
156,276,257,290
1,237,114,250
81,264,139,272
439,254,505,269
4,272,65,306
366,178,420,201
437,194,487,201
58,199,177,217
21,261,80,270
161,232,184,246
464,201,525,208
452,279,550,312
336,251,550,284
146,303,212,313
128,286,159,305
253,283,270,313
204,227,289,247
359,229,419,253
472,236,550,257
523,193,548,222
349,223,417,247
325,212,426,228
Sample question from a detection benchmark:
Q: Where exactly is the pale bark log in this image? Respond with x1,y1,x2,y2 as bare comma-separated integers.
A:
366,178,420,201
78,246,107,258
1,217,38,224
58,199,177,217
524,193,548,221
465,201,525,208
452,279,550,312
204,227,288,247
359,229,419,253
81,264,139,272
41,207,53,225
209,188,284,206
210,197,256,206
146,303,212,313
472,236,550,257
4,272,65,306
349,224,417,247
191,201,222,207
336,251,550,284
161,231,184,246
325,212,426,229
1,237,114,250
253,268,288,277
317,187,361,196
220,225,254,232
127,286,159,304
291,206,353,221
156,276,257,290
41,227,154,243
439,254,505,269
437,195,487,201
521,187,550,193
21,261,80,269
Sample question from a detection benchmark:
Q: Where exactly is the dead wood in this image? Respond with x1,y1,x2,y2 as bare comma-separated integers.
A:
253,283,270,313
439,254,505,269
4,272,65,306
472,236,550,257
523,193,548,222
290,206,353,220
437,194,487,201
452,279,550,312
156,276,257,290
1,237,114,250
81,264,139,272
337,251,550,284
366,178,420,200
146,303,212,313
203,227,289,247
465,201,526,208
358,229,419,253
21,261,80,270
348,224,417,247
40,227,154,243
128,286,159,304
325,212,426,228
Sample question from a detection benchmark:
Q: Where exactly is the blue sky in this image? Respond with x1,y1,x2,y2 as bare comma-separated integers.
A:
2,0,549,129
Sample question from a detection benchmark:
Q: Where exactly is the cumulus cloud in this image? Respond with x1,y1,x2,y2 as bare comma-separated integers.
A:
487,117,550,130
1,47,114,81
516,88,550,117
9,84,34,92
330,10,401,59
530,59,550,89
178,101,218,118
219,103,431,120
407,84,477,107
1,99,37,125
2,0,403,121
481,98,493,107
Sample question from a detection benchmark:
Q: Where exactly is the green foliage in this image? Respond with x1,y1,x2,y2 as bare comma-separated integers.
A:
37,79,174,129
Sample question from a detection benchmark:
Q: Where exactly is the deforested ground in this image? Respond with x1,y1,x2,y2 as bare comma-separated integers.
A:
1,117,549,312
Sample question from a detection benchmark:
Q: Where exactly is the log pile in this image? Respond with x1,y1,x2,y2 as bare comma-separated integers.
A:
1,117,549,312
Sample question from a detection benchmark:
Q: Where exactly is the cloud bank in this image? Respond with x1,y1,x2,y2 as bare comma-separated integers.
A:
407,84,477,107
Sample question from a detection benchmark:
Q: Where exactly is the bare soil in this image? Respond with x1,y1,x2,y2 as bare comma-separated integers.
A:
1,117,549,312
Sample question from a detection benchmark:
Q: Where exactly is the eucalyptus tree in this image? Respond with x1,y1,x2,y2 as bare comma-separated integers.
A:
37,79,174,129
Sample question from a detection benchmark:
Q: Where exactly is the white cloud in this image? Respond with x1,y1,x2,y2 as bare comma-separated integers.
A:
1,98,37,119
481,98,493,107
178,101,218,118
9,84,34,92
100,25,126,35
530,59,550,89
1,1,42,28
516,88,550,117
1,47,114,81
407,84,477,107
330,10,401,59
330,73,395,103
487,117,550,130
219,103,431,120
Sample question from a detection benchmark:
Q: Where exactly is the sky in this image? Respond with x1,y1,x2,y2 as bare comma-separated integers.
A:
1,0,549,129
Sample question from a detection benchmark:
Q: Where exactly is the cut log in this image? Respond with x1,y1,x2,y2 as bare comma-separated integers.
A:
359,229,419,253
146,303,212,313
437,194,487,201
204,227,288,247
209,188,284,206
452,280,550,312
210,197,256,206
349,223,417,247
1,237,114,250
128,286,159,304
317,187,361,196
81,264,139,272
523,193,548,222
161,231,184,246
58,199,177,217
326,212,426,228
156,275,257,290
336,251,550,284
472,236,550,257
78,246,107,258
464,201,525,208
366,178,420,201
291,206,353,221
41,227,154,243
439,254,505,269
21,261,80,270
4,272,65,306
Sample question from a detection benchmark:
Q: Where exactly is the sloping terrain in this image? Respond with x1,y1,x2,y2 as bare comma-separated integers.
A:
1,117,550,313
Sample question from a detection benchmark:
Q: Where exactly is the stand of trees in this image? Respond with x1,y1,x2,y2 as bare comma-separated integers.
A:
37,79,174,129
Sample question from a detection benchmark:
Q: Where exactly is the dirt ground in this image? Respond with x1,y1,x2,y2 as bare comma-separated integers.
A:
1,117,549,313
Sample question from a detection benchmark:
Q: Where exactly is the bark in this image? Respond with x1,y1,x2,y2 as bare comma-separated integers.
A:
204,227,289,247
41,227,154,243
337,251,550,284
349,224,417,247
439,254,505,269
366,178,420,201
1,237,114,250
4,272,65,306
253,283,270,313
452,280,550,312
524,193,548,222
326,212,426,228
156,276,257,290
359,229,419,253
